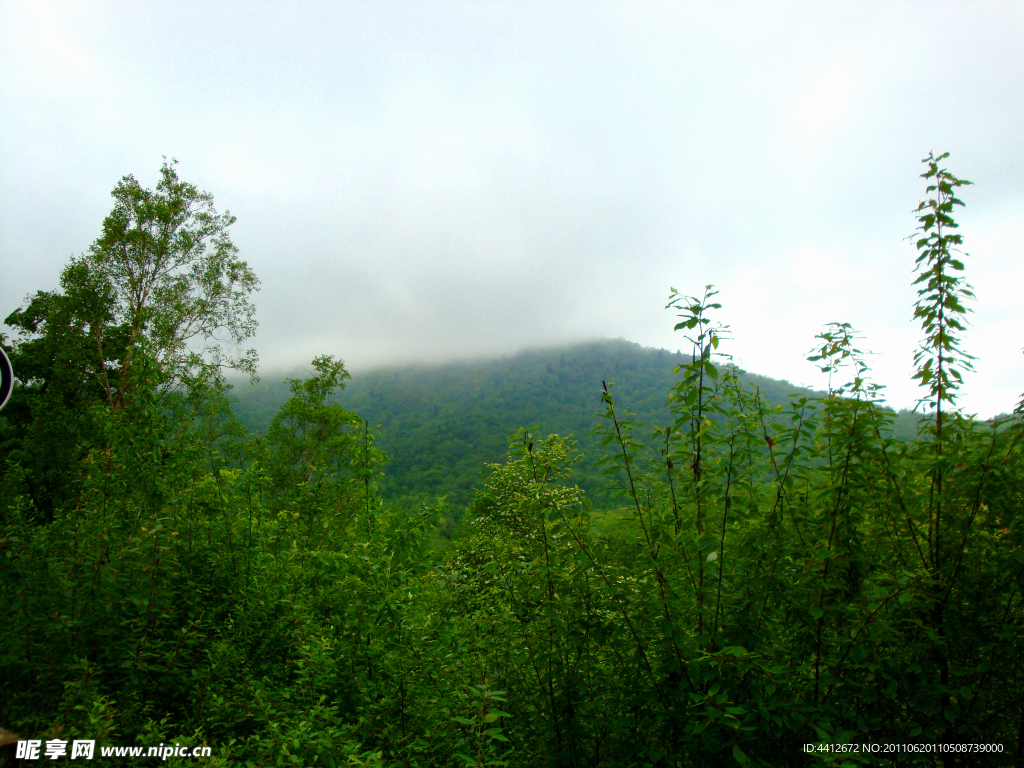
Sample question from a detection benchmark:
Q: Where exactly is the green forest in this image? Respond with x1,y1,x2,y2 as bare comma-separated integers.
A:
229,338,928,516
1,154,1021,767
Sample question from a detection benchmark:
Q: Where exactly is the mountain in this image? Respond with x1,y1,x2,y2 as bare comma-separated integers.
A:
230,338,924,512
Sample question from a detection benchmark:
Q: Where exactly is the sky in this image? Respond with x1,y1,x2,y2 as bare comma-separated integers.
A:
1,1,1022,418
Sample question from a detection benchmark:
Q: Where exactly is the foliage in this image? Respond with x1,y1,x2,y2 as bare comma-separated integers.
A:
229,341,929,517
257,354,382,531
2,153,1022,767
1,160,257,522
10,158,258,405
911,151,975,423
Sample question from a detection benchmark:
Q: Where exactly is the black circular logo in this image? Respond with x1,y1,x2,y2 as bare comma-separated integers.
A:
0,347,12,412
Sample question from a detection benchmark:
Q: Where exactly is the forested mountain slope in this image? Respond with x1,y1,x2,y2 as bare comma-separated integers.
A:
231,338,923,510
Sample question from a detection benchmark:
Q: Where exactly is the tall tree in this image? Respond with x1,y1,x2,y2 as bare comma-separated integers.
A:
911,150,974,434
909,151,974,569
1,160,259,519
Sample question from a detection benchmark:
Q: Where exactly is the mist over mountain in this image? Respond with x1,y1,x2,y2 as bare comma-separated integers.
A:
231,338,924,511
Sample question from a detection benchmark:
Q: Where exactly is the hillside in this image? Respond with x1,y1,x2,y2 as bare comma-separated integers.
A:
230,338,924,511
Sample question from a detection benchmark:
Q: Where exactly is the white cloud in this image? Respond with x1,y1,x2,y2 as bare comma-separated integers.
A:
1,0,1021,417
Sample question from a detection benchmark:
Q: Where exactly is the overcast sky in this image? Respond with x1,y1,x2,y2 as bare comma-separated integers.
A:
2,1,1022,417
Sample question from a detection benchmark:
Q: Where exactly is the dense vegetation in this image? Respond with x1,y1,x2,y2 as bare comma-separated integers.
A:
230,341,927,514
1,154,1021,767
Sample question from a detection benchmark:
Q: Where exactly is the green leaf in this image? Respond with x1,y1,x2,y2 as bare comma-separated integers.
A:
732,744,749,765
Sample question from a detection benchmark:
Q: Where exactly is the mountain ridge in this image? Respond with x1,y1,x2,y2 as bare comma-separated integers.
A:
230,337,923,511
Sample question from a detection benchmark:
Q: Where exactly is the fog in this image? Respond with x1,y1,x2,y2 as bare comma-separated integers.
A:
2,1,1022,416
